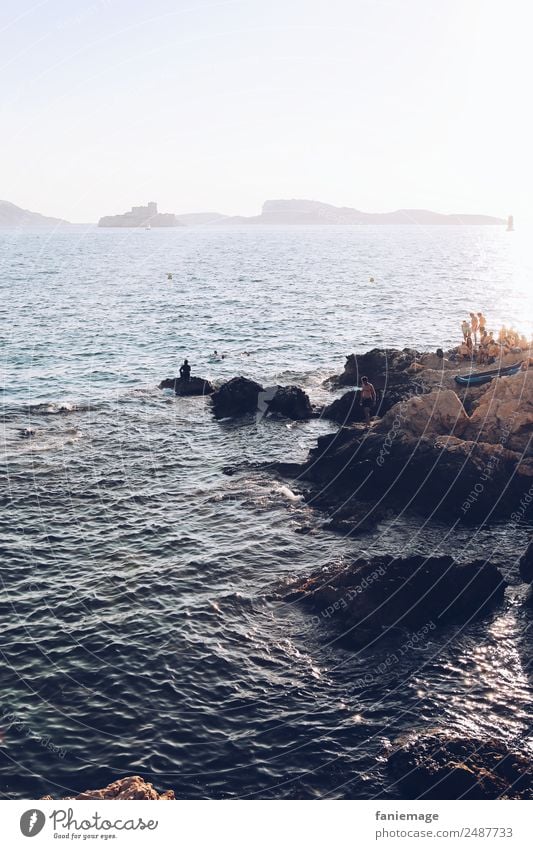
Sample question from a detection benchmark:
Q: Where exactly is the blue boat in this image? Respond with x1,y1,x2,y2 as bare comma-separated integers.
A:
454,361,522,387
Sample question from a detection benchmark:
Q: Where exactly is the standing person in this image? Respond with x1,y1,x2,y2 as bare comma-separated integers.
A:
470,312,479,346
478,312,486,335
180,358,191,382
461,318,471,341
359,376,377,428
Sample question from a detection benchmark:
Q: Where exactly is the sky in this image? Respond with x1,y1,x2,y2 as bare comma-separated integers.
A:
1,0,531,222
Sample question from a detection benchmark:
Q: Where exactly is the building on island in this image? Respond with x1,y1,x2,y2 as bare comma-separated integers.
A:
98,202,179,227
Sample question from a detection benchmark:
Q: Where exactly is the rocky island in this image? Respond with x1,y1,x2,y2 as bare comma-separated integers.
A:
219,199,506,226
98,201,180,228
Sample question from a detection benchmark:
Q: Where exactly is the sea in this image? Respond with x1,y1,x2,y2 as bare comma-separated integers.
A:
1,224,532,799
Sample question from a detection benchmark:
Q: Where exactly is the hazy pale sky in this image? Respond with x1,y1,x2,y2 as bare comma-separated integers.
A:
1,0,531,222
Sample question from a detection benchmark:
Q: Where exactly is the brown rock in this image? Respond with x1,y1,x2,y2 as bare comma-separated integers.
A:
41,775,175,800
375,388,468,439
461,370,533,453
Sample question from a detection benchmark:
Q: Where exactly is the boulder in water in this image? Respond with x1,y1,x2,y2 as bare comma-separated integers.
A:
282,554,506,647
211,378,312,420
159,376,214,396
42,775,175,800
262,384,313,420
211,376,264,418
387,731,533,799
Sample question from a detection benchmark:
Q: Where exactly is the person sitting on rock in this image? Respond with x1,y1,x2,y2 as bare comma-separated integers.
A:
487,334,502,363
458,340,470,359
478,330,490,364
359,376,376,427
179,359,191,382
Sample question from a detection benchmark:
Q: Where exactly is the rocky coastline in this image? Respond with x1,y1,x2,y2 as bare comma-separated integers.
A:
160,344,533,529
155,345,532,801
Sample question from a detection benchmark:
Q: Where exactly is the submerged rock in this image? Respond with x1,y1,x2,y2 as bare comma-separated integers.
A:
159,376,214,396
282,554,506,647
387,731,533,799
42,775,175,800
211,376,264,418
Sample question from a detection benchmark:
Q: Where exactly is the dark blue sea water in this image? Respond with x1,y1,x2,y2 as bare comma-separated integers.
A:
1,225,532,799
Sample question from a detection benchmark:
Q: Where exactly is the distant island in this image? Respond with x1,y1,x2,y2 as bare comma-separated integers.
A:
98,202,180,228
0,199,69,227
215,199,506,226
0,198,507,228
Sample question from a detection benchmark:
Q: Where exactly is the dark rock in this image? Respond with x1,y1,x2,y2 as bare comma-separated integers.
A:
304,427,531,522
323,390,363,423
211,378,312,420
159,376,214,396
211,376,264,418
519,539,533,584
334,348,418,387
327,349,430,420
281,554,506,647
387,731,533,799
294,378,533,522
262,384,313,420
